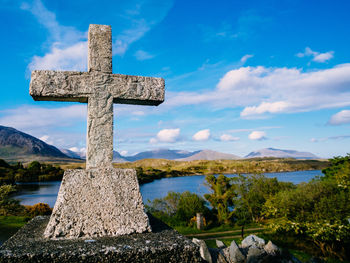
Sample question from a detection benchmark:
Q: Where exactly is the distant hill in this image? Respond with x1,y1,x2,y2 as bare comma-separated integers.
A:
176,149,241,161
245,148,319,159
0,125,73,162
125,149,195,162
113,151,129,163
60,149,84,159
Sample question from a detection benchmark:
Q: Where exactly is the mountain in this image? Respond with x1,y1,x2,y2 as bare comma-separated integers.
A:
125,148,196,162
113,151,129,163
0,125,72,162
245,148,319,159
60,149,85,159
176,149,241,161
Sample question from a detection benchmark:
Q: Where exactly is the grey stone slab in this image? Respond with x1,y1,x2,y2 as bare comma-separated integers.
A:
88,24,112,73
30,71,164,105
0,216,205,263
44,168,151,238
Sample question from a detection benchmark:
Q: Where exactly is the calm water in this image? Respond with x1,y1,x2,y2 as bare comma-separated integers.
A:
14,170,322,207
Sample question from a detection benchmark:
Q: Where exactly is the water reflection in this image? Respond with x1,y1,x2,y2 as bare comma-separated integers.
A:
12,170,322,208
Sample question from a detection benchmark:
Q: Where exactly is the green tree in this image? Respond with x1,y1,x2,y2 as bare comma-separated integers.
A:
0,185,25,216
264,155,350,260
204,174,236,224
232,174,295,222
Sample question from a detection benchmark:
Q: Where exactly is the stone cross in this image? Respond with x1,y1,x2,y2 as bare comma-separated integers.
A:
29,24,164,239
30,24,164,169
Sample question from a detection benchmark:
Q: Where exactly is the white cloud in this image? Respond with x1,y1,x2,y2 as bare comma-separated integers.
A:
248,131,267,140
39,135,53,144
165,64,350,118
296,47,334,63
193,129,210,141
220,134,240,141
22,0,87,72
151,128,180,143
328,110,350,125
0,105,86,130
240,101,290,117
120,150,128,156
29,41,87,71
134,50,154,61
112,1,173,56
23,0,172,70
240,54,254,64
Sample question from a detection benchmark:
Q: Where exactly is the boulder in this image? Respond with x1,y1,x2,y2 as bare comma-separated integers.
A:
193,238,213,263
247,245,266,263
229,240,245,263
264,240,279,255
216,239,226,248
241,235,265,248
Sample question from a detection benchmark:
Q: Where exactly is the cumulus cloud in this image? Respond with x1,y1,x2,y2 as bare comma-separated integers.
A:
150,128,180,143
22,0,87,72
220,134,240,141
328,110,350,125
134,50,154,61
29,41,87,71
248,131,267,140
193,129,211,141
240,54,254,64
296,47,334,63
165,64,350,118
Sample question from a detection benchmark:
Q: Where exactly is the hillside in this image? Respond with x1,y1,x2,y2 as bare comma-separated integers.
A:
0,125,73,163
176,149,241,161
245,148,319,159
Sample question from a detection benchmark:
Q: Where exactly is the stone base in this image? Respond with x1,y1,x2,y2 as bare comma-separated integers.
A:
0,215,204,263
44,168,151,238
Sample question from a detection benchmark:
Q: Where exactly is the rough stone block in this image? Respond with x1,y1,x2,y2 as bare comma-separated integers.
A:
44,168,151,238
0,215,205,263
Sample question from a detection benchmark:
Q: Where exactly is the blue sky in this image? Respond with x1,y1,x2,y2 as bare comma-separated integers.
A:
0,0,350,158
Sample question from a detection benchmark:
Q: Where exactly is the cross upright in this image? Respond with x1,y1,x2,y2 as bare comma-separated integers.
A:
30,24,164,169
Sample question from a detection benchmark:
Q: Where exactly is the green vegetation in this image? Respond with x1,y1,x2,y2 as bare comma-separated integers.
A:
114,158,329,184
147,155,350,261
0,159,64,184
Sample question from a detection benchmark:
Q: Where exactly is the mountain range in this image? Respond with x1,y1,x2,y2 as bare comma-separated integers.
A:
245,148,319,159
0,125,72,162
0,125,320,162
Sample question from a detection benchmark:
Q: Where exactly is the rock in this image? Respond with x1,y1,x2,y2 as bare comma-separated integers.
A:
229,240,245,263
241,235,265,248
192,238,212,263
1,215,205,263
264,240,279,255
247,246,265,263
216,239,226,248
217,248,229,263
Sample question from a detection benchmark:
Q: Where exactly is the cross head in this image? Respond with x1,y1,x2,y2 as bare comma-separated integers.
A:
30,24,165,169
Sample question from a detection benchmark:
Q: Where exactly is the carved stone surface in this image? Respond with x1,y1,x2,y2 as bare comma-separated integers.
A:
44,168,151,238
29,24,164,169
29,24,165,239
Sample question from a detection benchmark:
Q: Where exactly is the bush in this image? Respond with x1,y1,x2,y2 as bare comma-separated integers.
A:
25,203,52,217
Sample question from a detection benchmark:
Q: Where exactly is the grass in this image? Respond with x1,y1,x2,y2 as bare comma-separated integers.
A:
113,158,329,176
0,216,28,244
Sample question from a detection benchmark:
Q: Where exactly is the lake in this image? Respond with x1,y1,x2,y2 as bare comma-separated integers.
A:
14,170,322,207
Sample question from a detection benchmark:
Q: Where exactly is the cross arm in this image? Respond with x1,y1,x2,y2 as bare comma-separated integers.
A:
108,74,165,106
30,70,92,102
